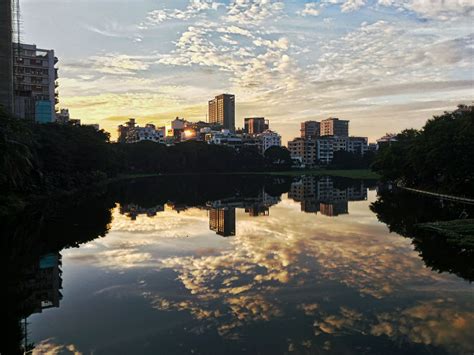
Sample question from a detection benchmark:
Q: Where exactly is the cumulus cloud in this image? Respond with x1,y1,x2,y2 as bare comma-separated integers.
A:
297,3,321,17
33,339,82,355
225,0,285,24
141,0,223,28
52,0,473,143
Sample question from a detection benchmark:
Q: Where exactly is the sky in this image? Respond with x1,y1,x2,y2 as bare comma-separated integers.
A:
20,0,474,143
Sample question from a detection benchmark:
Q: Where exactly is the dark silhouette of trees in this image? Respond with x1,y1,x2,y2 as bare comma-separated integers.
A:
372,105,474,195
264,146,292,170
370,188,474,282
330,150,375,169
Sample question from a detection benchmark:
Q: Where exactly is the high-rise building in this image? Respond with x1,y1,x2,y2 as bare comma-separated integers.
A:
209,208,236,237
320,117,349,137
244,117,269,135
0,0,13,113
208,94,235,131
13,43,58,122
300,121,320,138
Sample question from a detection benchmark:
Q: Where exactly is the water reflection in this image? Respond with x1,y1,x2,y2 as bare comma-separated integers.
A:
1,175,473,355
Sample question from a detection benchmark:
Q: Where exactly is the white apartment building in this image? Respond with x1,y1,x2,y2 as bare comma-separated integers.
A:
126,124,165,143
316,138,335,164
205,129,243,147
257,130,281,153
289,135,369,166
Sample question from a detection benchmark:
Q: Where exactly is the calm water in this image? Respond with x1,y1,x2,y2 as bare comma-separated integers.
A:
2,176,473,355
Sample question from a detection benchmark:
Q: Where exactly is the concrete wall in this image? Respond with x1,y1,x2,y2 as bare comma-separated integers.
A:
0,0,13,113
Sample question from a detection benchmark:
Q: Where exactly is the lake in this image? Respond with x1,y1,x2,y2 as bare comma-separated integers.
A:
2,175,473,355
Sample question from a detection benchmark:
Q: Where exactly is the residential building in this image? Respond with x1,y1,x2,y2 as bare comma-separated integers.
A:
208,93,235,131
257,129,281,153
13,43,58,122
127,123,165,143
288,138,317,167
376,133,398,149
301,121,320,138
244,117,269,135
205,129,243,148
320,117,349,137
56,108,70,124
316,137,334,164
118,119,165,143
167,117,188,140
347,136,369,155
118,118,137,143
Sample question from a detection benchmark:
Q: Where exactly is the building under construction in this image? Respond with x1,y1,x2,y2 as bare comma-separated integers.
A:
0,0,13,113
0,0,59,122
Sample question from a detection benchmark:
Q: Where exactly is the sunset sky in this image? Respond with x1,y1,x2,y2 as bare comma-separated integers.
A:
21,0,473,143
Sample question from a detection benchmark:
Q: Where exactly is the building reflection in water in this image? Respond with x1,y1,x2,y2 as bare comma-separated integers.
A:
24,253,63,314
289,176,367,216
117,178,370,236
118,187,282,237
19,253,63,351
209,208,236,237
119,204,165,220
6,175,473,355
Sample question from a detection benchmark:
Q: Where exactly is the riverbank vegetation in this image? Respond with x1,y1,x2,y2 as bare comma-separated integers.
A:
1,108,377,213
372,105,474,196
417,219,474,249
371,189,474,281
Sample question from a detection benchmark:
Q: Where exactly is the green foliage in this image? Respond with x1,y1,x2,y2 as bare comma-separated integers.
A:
0,108,36,191
372,105,474,195
330,150,376,170
264,146,292,170
417,219,474,249
0,110,115,205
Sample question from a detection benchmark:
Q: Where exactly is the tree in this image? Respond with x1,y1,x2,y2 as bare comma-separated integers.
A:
264,146,292,170
372,105,474,194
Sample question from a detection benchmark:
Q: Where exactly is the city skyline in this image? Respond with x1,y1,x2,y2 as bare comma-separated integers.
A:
18,0,473,144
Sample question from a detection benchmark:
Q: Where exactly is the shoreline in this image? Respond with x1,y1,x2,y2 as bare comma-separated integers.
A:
154,169,380,180
1,169,378,217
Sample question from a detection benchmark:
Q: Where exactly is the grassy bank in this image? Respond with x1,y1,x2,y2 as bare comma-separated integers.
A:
160,169,380,179
261,169,380,179
417,219,474,249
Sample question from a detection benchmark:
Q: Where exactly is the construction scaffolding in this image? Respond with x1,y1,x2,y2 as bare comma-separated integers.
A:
0,0,13,113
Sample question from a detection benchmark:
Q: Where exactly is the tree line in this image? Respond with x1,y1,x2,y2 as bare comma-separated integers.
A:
372,105,474,195
0,108,295,210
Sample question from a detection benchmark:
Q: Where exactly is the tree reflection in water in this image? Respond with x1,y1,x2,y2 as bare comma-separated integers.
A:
1,176,472,354
371,187,474,281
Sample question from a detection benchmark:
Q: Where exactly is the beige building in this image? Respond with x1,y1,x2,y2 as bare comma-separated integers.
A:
288,137,317,167
320,117,349,137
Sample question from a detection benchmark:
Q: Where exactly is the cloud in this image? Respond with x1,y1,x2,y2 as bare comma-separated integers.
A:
378,0,474,20
141,0,223,28
225,0,285,24
46,0,473,144
33,339,82,355
297,3,321,17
